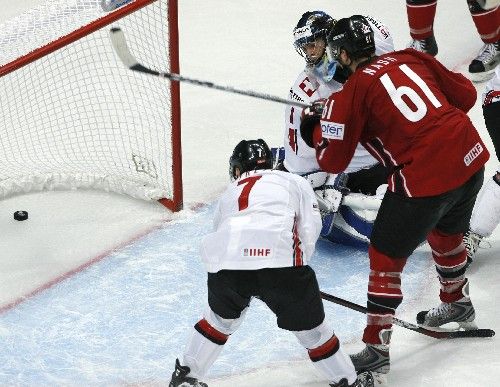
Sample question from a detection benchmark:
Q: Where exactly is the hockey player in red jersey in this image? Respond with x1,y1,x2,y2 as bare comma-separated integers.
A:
464,65,500,262
168,139,374,387
301,15,489,376
406,0,499,81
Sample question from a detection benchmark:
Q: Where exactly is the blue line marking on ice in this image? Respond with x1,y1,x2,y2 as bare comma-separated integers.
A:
0,203,430,385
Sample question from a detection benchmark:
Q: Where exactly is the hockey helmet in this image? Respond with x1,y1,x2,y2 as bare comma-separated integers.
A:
293,11,336,65
327,15,375,61
229,139,273,181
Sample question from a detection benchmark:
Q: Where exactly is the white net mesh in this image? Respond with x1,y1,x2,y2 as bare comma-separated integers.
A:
0,0,178,203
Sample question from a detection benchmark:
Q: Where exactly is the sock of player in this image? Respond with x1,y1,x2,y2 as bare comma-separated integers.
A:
362,245,406,344
406,0,438,39
427,229,468,302
182,308,246,378
468,0,500,43
293,320,357,385
181,319,228,379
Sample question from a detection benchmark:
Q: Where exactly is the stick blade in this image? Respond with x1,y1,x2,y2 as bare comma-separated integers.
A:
109,27,161,76
448,328,496,338
109,27,138,68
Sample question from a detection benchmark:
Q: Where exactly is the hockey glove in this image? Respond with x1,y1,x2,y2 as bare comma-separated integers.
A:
313,173,349,214
314,185,344,213
300,99,325,148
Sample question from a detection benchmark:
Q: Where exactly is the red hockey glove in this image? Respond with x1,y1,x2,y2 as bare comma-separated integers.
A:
300,99,325,148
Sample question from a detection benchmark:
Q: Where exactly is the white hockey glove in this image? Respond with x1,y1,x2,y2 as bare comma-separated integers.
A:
315,185,344,213
313,173,349,214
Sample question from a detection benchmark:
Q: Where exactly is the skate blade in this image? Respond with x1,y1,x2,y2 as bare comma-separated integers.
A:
418,320,478,332
373,372,388,386
469,70,495,83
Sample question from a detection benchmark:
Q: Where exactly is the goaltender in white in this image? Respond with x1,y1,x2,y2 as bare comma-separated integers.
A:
284,12,393,176
280,11,394,247
168,139,373,387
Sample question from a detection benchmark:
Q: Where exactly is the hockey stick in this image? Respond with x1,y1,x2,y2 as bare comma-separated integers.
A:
320,291,495,339
109,27,310,109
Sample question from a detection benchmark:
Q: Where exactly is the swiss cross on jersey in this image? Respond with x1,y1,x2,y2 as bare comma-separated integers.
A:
299,77,316,97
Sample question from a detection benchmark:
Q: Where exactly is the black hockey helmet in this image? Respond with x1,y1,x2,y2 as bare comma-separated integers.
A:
293,11,336,65
229,139,273,181
326,15,375,61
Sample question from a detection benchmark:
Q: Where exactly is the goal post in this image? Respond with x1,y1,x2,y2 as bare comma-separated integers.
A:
0,0,183,211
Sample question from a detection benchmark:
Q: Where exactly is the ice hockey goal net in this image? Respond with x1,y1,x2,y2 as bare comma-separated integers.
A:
0,0,182,211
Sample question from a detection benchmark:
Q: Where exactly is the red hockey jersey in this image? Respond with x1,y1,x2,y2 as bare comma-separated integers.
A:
313,49,489,197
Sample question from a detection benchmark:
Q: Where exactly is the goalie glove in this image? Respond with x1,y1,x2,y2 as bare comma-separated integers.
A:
300,99,326,148
313,173,349,214
315,185,344,214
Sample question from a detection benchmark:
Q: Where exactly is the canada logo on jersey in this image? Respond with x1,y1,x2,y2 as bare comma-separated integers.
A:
321,121,344,140
243,248,272,257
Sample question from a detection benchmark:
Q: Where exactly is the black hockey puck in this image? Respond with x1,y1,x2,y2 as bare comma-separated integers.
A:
14,210,28,221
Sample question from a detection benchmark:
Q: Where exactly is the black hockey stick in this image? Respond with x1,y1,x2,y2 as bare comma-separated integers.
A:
320,291,495,339
109,27,310,109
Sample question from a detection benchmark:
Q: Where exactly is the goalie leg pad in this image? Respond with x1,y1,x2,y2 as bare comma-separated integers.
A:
470,175,500,237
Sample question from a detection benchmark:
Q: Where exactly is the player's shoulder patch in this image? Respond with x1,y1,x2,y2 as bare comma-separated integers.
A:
364,15,390,40
320,120,344,140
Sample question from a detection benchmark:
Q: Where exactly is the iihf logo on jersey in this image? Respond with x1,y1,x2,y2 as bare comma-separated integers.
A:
243,248,272,257
464,142,484,166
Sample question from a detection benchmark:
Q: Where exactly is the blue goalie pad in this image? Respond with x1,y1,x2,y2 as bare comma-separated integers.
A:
320,204,376,249
271,146,286,169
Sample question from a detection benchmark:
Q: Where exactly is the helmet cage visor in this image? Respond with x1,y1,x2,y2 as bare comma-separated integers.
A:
294,34,328,65
293,13,336,65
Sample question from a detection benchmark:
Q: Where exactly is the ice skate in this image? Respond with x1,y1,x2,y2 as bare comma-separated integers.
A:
330,371,375,387
350,327,391,378
407,35,438,56
169,359,208,387
417,281,477,332
463,229,484,266
350,344,390,376
468,41,499,82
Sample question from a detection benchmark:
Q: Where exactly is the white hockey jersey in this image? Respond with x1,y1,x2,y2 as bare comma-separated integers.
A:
200,169,322,272
283,15,395,175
